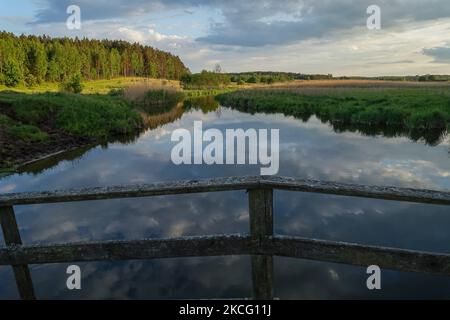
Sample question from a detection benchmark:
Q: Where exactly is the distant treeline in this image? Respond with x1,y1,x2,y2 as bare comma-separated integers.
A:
181,71,335,88
0,31,190,87
228,72,333,84
337,75,450,82
181,70,231,89
230,72,450,83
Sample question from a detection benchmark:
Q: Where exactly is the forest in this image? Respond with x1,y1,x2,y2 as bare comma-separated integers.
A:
0,31,190,87
228,72,333,84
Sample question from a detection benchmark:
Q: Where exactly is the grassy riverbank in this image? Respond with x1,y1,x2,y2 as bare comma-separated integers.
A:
3,78,450,172
217,84,450,130
0,91,144,171
0,77,184,172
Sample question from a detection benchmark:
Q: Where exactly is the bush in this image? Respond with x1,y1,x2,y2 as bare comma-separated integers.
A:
4,59,22,87
181,70,231,89
246,76,257,84
61,74,84,94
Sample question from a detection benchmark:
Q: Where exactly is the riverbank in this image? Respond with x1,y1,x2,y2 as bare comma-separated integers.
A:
0,78,188,173
217,82,450,130
0,91,143,172
3,79,450,173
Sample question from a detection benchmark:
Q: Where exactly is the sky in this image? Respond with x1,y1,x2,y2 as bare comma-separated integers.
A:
1,0,450,76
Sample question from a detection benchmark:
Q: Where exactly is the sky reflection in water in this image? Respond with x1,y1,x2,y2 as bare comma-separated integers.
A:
1,104,450,299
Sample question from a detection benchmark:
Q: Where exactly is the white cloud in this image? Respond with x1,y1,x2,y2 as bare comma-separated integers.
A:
117,26,186,43
7,0,450,74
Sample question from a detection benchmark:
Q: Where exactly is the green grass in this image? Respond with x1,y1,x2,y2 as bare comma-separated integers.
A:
1,92,143,138
6,124,48,142
0,77,179,95
217,88,450,130
0,113,48,142
0,78,160,144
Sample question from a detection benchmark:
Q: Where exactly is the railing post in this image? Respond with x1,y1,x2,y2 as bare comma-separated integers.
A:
248,188,274,300
0,206,36,300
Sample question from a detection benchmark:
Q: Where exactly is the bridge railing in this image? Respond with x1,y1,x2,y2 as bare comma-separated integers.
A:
2,176,450,300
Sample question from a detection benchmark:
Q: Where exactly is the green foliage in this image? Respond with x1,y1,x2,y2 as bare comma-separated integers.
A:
61,74,84,94
26,40,48,83
4,59,22,87
2,92,143,138
6,124,48,142
0,114,13,126
0,114,48,142
12,96,61,125
25,74,38,88
229,72,300,85
54,94,142,137
246,76,257,84
217,88,450,131
181,70,231,89
0,31,190,87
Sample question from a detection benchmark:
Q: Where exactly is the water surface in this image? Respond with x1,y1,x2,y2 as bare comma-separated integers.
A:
1,100,450,299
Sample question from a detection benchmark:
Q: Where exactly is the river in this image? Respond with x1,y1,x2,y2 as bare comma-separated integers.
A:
1,98,450,299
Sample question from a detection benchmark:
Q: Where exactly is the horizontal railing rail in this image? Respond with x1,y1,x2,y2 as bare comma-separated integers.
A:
1,176,450,300
2,176,450,206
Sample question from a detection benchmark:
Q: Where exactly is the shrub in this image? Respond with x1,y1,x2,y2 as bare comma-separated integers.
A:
181,70,231,89
246,76,257,84
4,59,22,87
61,74,84,94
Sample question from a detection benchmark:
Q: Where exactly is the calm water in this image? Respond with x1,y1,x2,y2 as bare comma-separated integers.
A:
1,99,450,299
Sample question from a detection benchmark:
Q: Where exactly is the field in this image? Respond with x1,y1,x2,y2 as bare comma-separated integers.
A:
0,77,181,95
